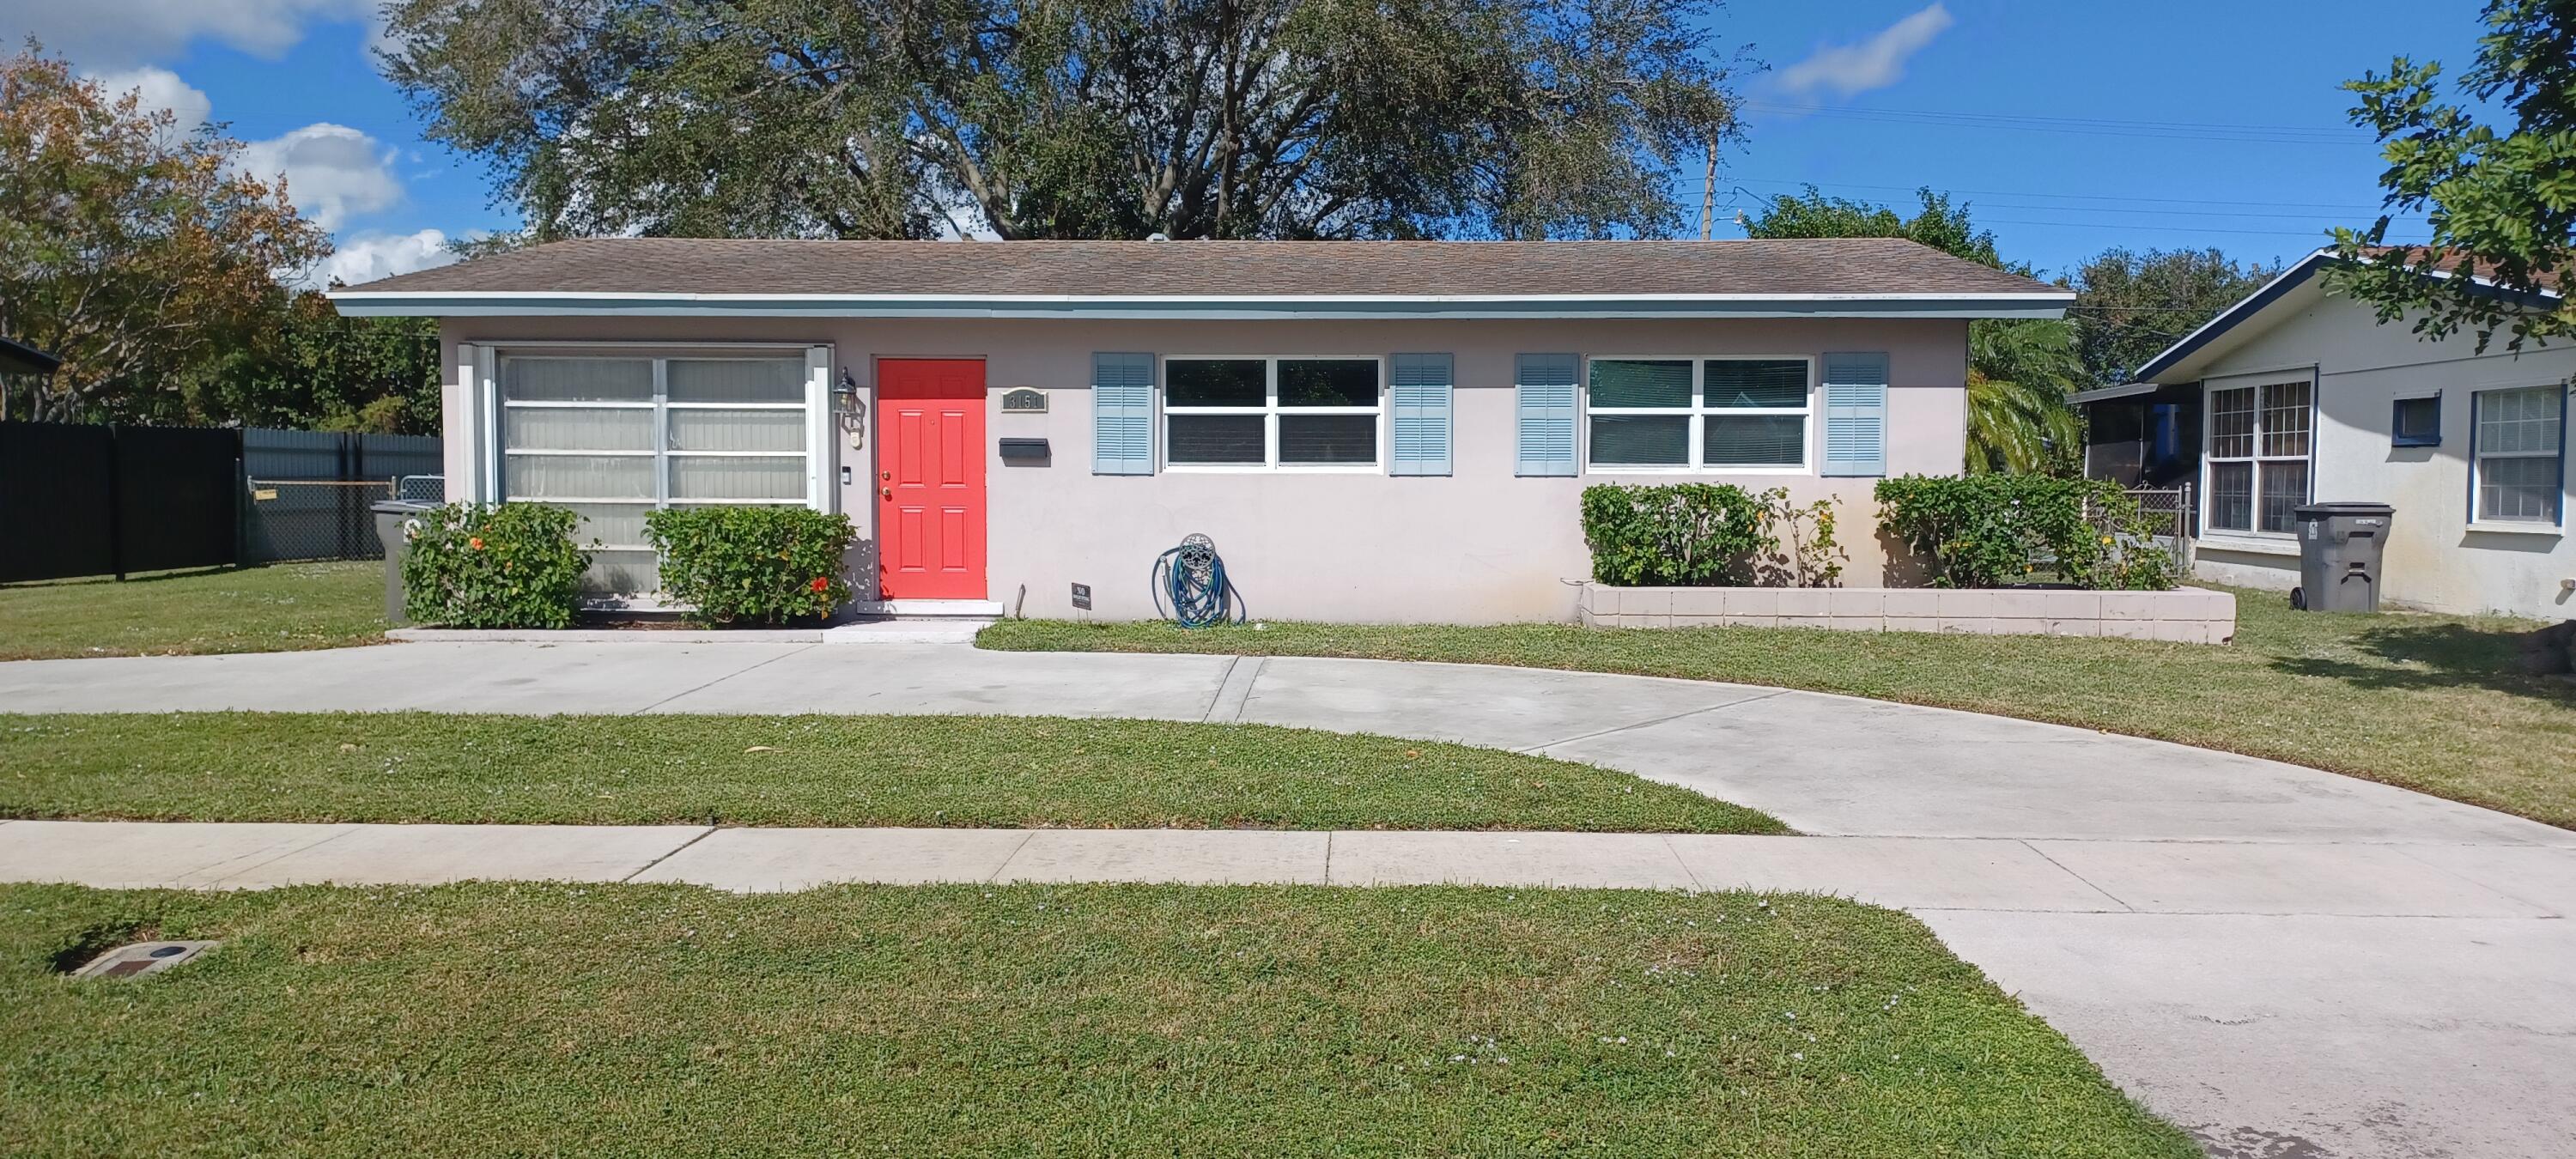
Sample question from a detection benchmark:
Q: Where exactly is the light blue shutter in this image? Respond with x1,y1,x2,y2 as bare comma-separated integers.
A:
1389,353,1454,476
1091,352,1154,476
1516,353,1579,476
1821,351,1889,476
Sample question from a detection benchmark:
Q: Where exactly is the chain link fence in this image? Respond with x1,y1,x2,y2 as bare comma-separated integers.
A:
243,479,397,562
2103,484,2194,573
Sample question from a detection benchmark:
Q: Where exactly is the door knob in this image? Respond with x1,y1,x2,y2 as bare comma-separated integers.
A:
880,470,891,481
880,487,893,500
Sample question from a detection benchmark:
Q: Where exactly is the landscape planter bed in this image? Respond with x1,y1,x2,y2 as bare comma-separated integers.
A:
1576,584,2236,643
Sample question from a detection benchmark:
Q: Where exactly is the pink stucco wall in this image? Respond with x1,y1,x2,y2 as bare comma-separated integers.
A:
440,316,1969,622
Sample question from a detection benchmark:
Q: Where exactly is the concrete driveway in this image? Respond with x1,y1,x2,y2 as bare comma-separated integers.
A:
3,640,2572,1158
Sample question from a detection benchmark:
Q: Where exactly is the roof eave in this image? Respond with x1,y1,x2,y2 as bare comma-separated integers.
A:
325,290,2074,321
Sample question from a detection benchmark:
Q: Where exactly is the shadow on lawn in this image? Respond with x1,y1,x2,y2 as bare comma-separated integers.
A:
2268,620,2576,701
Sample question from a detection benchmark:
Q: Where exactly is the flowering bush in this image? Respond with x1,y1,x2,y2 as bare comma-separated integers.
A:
401,502,592,628
645,506,857,627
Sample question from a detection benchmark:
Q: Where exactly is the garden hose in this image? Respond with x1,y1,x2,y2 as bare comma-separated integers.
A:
1151,533,1244,628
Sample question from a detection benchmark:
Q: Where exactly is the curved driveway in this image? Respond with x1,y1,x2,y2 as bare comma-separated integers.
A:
3,641,2573,1158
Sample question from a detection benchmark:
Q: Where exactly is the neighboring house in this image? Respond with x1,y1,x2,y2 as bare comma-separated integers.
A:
2075,249,2570,619
329,238,2068,622
0,336,60,422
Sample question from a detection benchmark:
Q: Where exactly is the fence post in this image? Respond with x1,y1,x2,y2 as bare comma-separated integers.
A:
105,424,125,581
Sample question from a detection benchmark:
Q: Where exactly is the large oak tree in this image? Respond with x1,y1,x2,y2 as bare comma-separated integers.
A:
380,0,1746,241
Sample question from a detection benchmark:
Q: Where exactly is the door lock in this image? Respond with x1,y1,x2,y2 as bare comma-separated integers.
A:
880,487,893,500
880,470,891,481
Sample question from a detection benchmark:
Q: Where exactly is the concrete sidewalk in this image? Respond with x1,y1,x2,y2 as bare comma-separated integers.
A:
4,641,2575,1156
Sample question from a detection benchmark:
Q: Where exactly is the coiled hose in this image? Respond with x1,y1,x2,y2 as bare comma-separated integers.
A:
1151,533,1244,628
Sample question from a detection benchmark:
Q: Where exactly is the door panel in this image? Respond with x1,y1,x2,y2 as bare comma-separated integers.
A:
876,360,987,600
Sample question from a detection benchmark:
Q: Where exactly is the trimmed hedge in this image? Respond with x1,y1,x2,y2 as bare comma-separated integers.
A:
1874,475,2175,591
645,506,858,628
401,502,592,628
1580,483,1770,586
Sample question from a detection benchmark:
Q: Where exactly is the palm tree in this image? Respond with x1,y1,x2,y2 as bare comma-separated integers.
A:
1965,319,2085,474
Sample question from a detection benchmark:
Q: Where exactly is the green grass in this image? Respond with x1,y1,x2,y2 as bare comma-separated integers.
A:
981,589,2576,829
0,881,2193,1157
0,713,1783,833
0,562,386,661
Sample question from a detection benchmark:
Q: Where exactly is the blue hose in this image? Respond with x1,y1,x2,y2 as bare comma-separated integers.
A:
1151,533,1242,628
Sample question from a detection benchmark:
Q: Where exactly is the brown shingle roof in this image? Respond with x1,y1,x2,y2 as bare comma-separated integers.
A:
341,237,2065,299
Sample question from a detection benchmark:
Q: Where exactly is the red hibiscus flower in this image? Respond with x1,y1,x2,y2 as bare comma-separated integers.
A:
467,537,484,550
809,576,829,592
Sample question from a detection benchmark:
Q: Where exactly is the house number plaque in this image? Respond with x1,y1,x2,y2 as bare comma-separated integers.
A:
1000,388,1048,413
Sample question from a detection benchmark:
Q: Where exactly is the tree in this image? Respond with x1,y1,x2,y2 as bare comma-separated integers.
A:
380,0,1745,242
2332,0,2576,353
201,292,445,434
1741,185,2084,473
2067,247,2279,385
0,47,330,423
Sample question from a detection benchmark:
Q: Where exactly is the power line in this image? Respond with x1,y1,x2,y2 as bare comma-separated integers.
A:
1714,174,2401,214
1739,100,2372,147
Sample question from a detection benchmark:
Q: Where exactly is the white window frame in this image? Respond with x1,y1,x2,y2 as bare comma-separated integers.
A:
2202,375,2314,537
1582,355,1815,475
1161,355,1386,473
2470,385,2567,527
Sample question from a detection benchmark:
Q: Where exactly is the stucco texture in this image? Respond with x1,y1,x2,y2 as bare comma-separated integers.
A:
440,317,1968,622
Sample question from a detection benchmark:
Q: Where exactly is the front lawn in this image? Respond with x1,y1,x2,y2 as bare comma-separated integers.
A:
0,882,2193,1156
0,713,1783,833
0,562,385,662
981,589,2576,829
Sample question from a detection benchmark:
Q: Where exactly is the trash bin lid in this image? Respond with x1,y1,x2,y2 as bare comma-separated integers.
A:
2292,501,2394,519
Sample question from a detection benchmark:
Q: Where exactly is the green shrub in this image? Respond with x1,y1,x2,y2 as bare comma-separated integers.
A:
1580,483,1769,586
645,506,858,628
401,502,592,628
1873,475,2177,590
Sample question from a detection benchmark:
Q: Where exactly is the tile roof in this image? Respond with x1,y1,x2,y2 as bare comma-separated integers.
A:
342,237,2066,300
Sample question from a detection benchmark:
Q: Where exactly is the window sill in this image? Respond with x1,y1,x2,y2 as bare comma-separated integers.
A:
1163,464,1385,475
2198,535,2301,558
1586,466,1812,476
2465,521,2564,537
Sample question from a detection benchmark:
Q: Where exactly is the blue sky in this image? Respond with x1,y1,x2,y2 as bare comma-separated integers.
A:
2,0,2490,283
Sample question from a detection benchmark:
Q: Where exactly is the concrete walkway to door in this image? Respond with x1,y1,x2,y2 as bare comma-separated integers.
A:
2,641,2573,1158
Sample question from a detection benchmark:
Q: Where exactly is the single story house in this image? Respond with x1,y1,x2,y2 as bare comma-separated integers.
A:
330,238,2069,622
2074,249,2569,619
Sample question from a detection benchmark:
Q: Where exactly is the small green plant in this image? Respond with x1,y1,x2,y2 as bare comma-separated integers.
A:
1874,475,2175,590
645,506,857,628
401,502,592,628
1752,488,1845,588
1580,483,1768,586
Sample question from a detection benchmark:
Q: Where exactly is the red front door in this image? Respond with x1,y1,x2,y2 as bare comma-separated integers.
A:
875,359,987,600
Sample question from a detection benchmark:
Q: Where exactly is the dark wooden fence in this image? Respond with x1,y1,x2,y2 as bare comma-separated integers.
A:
0,422,444,584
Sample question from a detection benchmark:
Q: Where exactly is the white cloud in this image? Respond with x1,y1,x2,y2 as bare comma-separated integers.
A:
310,228,460,288
234,123,403,231
0,0,380,67
80,64,211,137
1778,3,1955,99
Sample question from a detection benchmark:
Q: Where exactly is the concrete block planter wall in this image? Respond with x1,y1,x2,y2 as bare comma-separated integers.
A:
1576,584,2236,644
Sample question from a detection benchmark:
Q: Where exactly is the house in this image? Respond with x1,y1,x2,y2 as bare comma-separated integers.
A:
0,336,60,423
328,238,2069,622
2075,249,2570,619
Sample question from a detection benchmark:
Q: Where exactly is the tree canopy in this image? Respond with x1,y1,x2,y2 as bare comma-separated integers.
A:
2067,248,2279,385
0,49,327,423
380,0,1746,242
1735,185,2009,270
2332,0,2576,353
0,46,442,431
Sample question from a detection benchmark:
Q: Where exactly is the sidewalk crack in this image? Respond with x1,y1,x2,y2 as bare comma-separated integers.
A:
1201,656,1241,722
1516,690,1787,754
630,645,814,715
2019,840,2136,913
620,826,720,883
984,831,1040,884
1660,834,1706,893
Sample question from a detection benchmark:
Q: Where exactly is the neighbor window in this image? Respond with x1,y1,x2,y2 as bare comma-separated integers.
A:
2205,379,2310,533
1163,356,1381,469
2391,395,2441,448
1586,357,1810,470
2473,385,2564,524
497,353,814,592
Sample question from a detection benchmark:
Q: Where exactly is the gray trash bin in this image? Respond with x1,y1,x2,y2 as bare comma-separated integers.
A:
2291,501,2395,613
371,500,436,627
